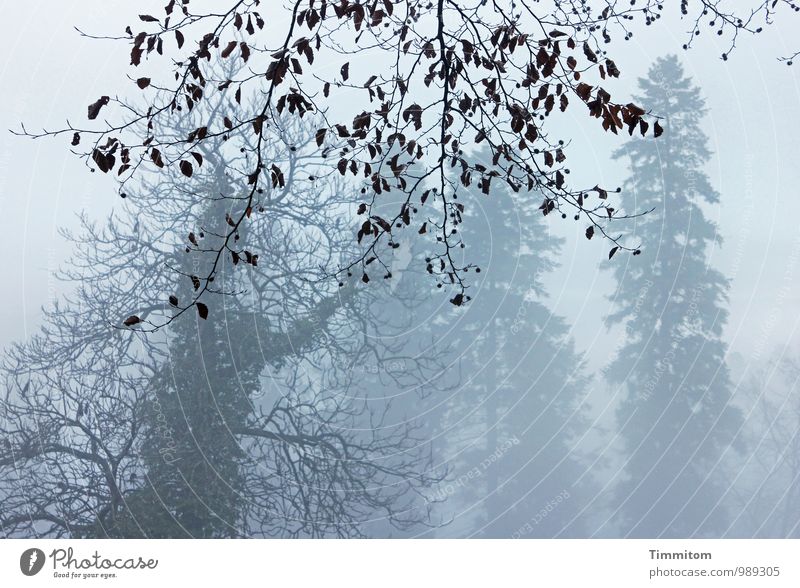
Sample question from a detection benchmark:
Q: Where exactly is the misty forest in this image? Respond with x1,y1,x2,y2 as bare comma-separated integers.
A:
1,0,799,538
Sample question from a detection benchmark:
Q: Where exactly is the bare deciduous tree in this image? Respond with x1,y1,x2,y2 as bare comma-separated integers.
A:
1,100,447,538
17,1,794,316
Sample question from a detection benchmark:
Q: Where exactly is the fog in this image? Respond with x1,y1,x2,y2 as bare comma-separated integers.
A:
1,1,799,538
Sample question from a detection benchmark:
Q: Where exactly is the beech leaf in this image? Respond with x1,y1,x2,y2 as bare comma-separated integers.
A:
87,96,110,120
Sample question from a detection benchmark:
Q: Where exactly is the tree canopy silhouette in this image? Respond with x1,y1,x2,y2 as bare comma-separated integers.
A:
16,0,796,324
602,55,743,537
0,105,446,538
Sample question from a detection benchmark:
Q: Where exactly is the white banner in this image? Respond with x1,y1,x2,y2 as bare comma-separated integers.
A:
1,539,798,587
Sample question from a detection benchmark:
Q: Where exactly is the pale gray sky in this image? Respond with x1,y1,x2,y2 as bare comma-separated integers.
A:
0,1,798,377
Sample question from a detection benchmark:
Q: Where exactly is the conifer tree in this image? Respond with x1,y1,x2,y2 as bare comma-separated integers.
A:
434,150,595,538
603,55,742,538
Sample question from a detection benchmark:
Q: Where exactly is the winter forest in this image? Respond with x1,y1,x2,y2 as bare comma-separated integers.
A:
1,1,799,539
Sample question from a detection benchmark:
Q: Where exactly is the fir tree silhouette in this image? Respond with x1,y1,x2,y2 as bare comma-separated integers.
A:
603,56,742,538
435,149,596,538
